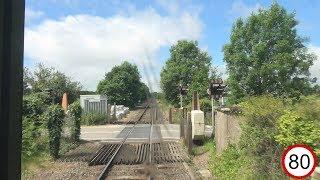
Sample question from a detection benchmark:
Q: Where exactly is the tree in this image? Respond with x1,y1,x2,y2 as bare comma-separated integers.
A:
97,61,149,108
223,3,316,103
138,82,150,103
160,40,211,106
23,67,34,95
26,63,82,104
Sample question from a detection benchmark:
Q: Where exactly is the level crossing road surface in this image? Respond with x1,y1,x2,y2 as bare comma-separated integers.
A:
80,124,213,143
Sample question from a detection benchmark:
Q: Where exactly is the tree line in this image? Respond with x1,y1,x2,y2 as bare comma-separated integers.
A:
160,3,319,107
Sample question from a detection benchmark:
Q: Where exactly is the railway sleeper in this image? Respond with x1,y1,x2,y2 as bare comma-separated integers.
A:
88,142,189,166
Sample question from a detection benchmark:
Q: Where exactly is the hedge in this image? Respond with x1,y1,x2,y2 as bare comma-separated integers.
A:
68,101,82,142
45,105,64,159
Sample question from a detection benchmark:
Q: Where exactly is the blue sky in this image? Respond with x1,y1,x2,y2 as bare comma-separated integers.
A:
24,0,320,91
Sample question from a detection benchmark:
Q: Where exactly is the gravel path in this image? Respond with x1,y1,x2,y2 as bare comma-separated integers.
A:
24,161,104,180
107,162,196,180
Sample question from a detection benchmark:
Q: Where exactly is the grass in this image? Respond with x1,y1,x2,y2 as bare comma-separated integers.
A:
191,138,215,156
21,137,81,178
21,152,51,178
190,138,253,179
207,144,255,180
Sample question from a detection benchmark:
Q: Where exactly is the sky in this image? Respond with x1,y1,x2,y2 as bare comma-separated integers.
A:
24,0,320,92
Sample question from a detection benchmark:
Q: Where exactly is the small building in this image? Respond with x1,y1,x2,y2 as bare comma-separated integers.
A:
80,95,108,114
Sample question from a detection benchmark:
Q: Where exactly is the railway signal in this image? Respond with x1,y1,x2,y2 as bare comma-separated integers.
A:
179,83,188,96
208,79,226,133
178,83,188,108
208,79,226,101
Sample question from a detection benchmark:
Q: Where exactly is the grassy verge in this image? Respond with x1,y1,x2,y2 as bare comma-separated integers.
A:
208,145,254,180
191,138,215,156
191,138,253,179
22,137,81,178
21,153,51,178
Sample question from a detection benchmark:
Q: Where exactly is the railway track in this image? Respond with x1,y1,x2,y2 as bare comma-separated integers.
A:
91,104,150,180
89,99,195,179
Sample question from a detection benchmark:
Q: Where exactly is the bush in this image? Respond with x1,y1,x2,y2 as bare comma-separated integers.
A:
44,105,64,159
200,98,211,112
238,95,286,178
81,112,107,125
275,96,320,158
209,95,320,179
211,145,253,179
22,94,48,159
68,101,82,142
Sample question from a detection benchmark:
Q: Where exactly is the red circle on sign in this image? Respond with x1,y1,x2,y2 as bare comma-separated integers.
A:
281,144,318,179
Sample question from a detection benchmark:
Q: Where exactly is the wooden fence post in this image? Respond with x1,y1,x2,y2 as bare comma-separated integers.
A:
186,112,193,154
113,102,117,121
180,108,185,138
169,108,172,124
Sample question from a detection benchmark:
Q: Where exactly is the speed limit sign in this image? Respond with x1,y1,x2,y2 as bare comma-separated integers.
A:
281,144,318,179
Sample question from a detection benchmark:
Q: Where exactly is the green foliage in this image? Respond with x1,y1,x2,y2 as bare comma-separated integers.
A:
22,93,46,123
22,93,48,159
154,92,164,100
44,105,65,159
25,63,82,104
210,95,320,178
160,40,212,107
22,117,48,159
138,82,150,103
97,61,149,108
192,138,214,155
200,98,211,112
239,95,286,178
68,101,82,142
275,96,320,158
210,145,253,180
224,3,316,104
81,112,107,125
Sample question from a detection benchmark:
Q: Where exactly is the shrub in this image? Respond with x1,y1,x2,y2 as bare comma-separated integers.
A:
68,101,82,142
239,94,286,178
81,112,107,125
22,94,48,159
211,145,253,180
44,105,64,159
275,96,320,158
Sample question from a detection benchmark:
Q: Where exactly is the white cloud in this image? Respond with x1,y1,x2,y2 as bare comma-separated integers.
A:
309,45,320,84
229,1,262,19
24,8,203,91
25,7,44,22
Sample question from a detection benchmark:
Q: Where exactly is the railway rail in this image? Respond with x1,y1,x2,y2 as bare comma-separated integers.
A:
87,99,195,179
91,103,150,180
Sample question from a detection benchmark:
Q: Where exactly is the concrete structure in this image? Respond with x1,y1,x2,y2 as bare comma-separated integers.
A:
80,95,108,114
80,124,213,143
215,108,242,154
191,110,205,140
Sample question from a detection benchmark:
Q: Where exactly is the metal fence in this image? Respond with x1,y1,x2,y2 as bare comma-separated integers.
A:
83,99,108,114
